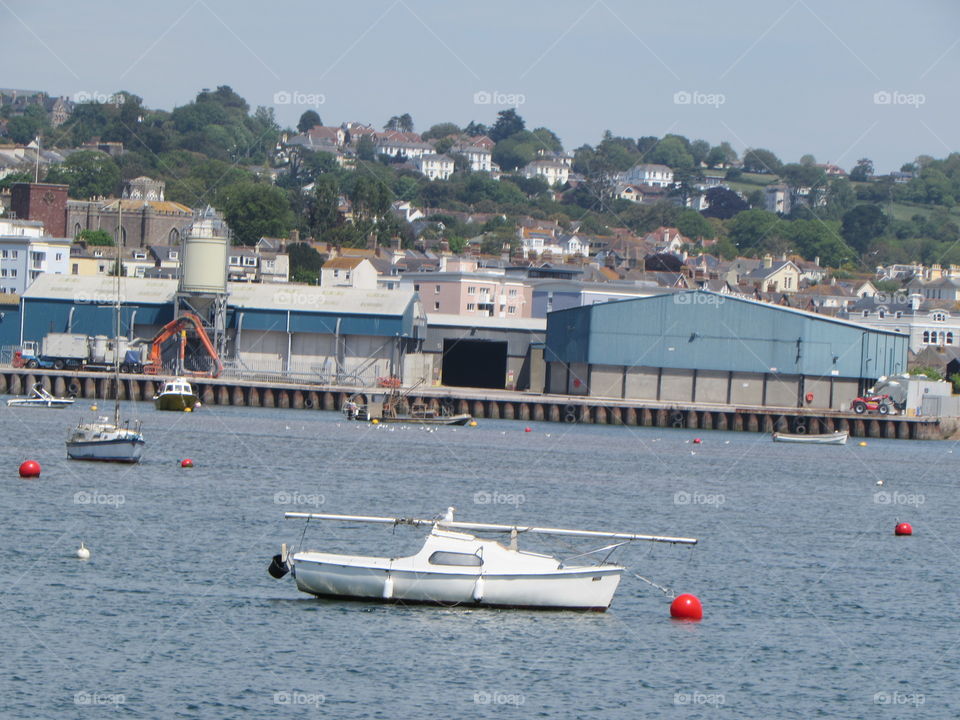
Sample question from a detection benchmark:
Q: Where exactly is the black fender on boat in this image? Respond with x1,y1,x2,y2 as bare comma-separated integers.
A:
267,554,289,579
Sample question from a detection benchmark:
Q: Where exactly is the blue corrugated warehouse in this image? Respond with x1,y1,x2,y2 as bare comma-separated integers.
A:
546,290,909,410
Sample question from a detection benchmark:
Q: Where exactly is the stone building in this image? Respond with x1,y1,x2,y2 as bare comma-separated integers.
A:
66,177,193,247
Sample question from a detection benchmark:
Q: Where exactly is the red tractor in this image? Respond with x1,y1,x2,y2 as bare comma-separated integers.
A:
850,394,897,415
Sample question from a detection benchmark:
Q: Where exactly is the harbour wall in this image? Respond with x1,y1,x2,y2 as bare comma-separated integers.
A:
1,368,949,441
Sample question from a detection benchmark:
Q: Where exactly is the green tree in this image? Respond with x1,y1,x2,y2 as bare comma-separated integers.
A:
45,150,121,199
675,208,714,240
849,158,874,182
649,136,693,168
219,182,295,246
727,209,782,254
489,109,525,142
78,228,114,245
288,242,324,283
384,113,414,132
742,148,783,175
702,187,748,219
840,204,888,254
492,136,535,171
297,110,322,133
357,135,376,161
463,121,488,137
309,175,341,236
690,139,711,167
7,105,52,144
421,122,461,140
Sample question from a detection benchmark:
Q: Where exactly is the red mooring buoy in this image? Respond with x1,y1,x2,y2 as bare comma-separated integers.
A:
670,593,703,620
19,460,41,478
692,438,702,444
181,459,194,468
895,522,912,536
524,427,532,433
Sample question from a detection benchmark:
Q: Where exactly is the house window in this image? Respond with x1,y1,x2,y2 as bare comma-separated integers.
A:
508,288,517,297
878,310,885,319
435,285,440,294
468,286,476,295
333,269,340,278
413,284,420,292
169,250,179,260
345,272,351,280
10,269,16,277
467,303,475,311
933,312,946,322
56,253,63,261
133,251,147,260
243,256,257,267
229,256,241,265
434,301,440,310
949,332,955,345
1,250,6,258
862,310,869,317
72,263,78,275
508,306,516,314
94,250,103,257
11,250,17,258
895,311,902,319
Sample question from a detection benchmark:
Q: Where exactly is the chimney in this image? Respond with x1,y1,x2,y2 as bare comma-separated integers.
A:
814,256,820,267
439,240,450,255
290,229,300,244
605,253,615,269
391,236,401,251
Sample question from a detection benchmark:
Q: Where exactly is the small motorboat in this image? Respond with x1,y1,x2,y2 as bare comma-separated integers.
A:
772,431,848,445
153,377,200,411
269,509,697,611
7,383,75,408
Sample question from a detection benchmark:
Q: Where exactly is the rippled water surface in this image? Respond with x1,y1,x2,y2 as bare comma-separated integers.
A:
1,398,957,718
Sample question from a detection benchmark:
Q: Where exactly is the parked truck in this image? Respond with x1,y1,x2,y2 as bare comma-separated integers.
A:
16,334,148,373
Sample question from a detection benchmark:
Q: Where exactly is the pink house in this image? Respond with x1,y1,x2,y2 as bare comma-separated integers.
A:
401,265,533,318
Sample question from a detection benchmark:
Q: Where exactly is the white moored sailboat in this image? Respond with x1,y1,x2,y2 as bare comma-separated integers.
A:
269,509,697,611
7,383,75,408
66,207,145,463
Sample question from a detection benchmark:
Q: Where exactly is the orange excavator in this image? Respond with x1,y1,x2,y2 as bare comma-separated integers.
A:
144,312,223,378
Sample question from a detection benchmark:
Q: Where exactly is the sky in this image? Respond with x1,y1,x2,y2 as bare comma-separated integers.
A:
3,0,958,173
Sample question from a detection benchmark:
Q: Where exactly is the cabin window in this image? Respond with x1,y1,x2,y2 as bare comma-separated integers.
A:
428,551,482,566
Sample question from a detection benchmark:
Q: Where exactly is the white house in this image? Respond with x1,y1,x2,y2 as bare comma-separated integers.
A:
452,138,494,172
320,257,378,290
0,222,71,294
521,160,569,187
621,163,674,188
415,154,455,181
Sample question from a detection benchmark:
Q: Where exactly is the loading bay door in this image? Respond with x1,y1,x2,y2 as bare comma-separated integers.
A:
441,339,507,389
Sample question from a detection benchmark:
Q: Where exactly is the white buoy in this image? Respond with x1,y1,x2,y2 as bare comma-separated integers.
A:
876,480,884,486
76,542,90,560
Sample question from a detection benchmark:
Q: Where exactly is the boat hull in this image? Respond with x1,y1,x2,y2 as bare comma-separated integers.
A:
377,413,473,426
291,556,622,610
772,431,848,445
66,437,145,463
154,393,199,411
6,399,73,408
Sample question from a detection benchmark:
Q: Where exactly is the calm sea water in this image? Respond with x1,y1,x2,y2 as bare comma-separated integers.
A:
1,397,958,718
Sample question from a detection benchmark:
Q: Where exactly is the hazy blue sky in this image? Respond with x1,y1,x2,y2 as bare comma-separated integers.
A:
4,0,957,172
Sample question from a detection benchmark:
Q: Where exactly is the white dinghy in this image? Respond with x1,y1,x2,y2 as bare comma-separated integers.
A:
269,509,697,611
772,431,848,445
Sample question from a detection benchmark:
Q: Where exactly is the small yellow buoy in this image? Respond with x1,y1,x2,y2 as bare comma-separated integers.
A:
90,404,98,411
371,418,379,425
859,441,867,447
469,420,478,427
184,406,193,412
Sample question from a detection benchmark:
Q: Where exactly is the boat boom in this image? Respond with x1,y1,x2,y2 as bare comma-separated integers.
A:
283,512,697,545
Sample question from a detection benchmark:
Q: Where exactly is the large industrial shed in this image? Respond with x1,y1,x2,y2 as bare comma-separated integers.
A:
19,276,426,383
422,313,546,390
225,283,424,381
20,275,177,343
545,290,909,410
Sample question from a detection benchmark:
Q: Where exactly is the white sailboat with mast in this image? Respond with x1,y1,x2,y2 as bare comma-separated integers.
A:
66,205,145,463
269,509,697,611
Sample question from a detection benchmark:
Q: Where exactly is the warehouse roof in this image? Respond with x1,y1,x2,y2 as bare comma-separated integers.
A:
227,282,418,316
22,274,178,304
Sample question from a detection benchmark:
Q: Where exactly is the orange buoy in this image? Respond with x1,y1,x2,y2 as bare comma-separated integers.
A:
805,392,814,404
19,460,41,478
181,459,194,468
895,522,912,536
670,593,703,620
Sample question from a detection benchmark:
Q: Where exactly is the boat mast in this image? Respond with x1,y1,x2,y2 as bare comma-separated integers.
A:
284,512,698,545
114,202,122,426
